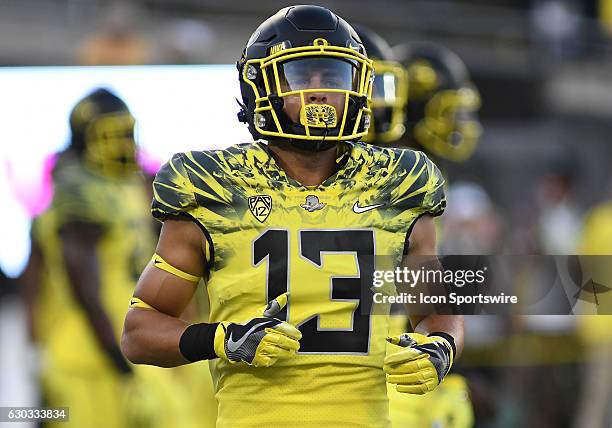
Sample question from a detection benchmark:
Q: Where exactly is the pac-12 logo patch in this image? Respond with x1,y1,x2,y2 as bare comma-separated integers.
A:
248,195,272,222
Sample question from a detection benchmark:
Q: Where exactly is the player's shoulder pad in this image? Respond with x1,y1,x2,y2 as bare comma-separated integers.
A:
51,155,108,226
152,145,261,221
386,147,446,216
151,152,198,221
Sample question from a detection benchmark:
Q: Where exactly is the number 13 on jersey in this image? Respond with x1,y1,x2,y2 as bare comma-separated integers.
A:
253,229,376,355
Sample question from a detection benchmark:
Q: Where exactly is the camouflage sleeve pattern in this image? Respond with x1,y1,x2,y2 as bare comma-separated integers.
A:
390,150,446,217
151,153,198,221
419,154,446,217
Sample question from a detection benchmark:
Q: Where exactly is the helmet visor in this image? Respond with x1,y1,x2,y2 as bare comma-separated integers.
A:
277,57,359,93
371,71,398,103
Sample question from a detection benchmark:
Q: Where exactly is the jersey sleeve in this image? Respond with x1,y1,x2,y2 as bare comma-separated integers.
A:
391,151,446,217
151,153,198,221
419,155,446,217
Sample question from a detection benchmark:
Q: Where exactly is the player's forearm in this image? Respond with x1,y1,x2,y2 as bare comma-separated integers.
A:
63,238,132,373
121,308,192,368
410,314,464,357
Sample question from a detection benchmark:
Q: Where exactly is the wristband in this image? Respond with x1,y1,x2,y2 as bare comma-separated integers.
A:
428,331,457,358
179,322,220,362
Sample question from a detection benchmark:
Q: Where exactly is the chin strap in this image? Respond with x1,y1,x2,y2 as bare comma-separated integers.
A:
344,95,368,134
236,98,248,123
313,120,331,152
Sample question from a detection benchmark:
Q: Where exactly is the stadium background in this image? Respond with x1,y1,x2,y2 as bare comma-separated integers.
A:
1,0,611,427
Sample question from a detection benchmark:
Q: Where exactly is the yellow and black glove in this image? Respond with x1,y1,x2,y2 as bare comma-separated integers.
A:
179,293,301,367
385,332,455,395
213,293,302,367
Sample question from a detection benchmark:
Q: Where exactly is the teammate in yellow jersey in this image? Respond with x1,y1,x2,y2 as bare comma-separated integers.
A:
573,197,612,428
20,88,190,428
394,41,482,164
122,6,463,428
355,26,478,427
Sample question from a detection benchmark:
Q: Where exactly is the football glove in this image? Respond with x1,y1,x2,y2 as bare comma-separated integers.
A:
385,332,455,395
213,293,302,367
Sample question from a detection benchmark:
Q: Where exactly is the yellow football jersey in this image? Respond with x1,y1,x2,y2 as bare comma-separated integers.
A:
152,141,446,428
33,153,154,370
34,154,199,428
578,201,612,343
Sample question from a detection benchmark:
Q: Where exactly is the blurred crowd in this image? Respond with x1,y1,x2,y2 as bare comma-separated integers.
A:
1,1,612,428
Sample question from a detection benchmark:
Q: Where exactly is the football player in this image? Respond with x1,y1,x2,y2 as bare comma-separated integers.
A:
353,24,409,146
20,88,190,428
394,41,482,162
357,26,477,428
574,194,612,428
122,6,464,427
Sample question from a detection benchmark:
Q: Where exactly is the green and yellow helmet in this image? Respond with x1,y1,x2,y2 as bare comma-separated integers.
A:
353,25,408,145
236,5,374,152
69,88,138,177
396,42,482,162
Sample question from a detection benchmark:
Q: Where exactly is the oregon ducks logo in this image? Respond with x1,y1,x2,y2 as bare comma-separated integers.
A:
300,104,337,128
300,195,325,212
248,195,272,222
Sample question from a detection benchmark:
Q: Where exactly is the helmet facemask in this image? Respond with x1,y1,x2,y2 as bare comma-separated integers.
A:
362,59,408,144
240,38,374,151
400,47,483,162
83,111,139,177
412,86,482,162
69,89,139,178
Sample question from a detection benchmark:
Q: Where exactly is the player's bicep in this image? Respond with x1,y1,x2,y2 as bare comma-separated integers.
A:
132,219,207,318
407,214,437,256
405,214,440,328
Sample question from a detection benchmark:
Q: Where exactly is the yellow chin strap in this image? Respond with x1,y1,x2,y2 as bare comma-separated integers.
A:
151,253,201,283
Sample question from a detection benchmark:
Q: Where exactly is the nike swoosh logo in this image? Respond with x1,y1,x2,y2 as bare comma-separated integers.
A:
226,320,272,353
352,202,385,214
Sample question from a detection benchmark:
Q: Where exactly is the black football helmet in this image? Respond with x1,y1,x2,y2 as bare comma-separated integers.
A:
395,42,482,162
69,88,138,176
236,5,374,151
354,25,408,145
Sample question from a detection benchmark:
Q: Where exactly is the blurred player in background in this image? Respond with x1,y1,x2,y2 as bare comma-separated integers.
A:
574,178,612,428
394,41,482,164
122,5,463,428
356,26,476,428
355,25,408,147
19,88,190,428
